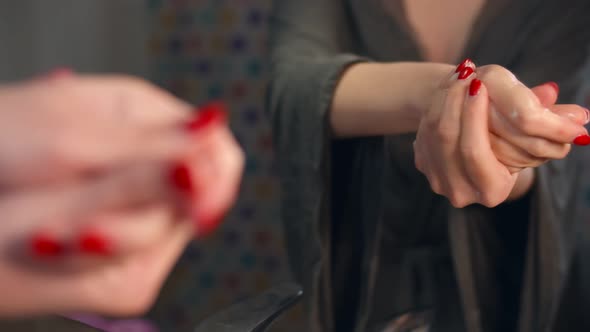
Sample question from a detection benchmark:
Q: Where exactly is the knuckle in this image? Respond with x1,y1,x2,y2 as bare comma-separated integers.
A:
489,64,509,74
435,124,456,144
554,126,568,138
424,113,439,132
449,193,471,208
460,144,479,163
479,64,508,79
527,139,550,158
428,177,443,196
480,190,505,208
481,182,512,207
447,82,466,99
481,196,502,208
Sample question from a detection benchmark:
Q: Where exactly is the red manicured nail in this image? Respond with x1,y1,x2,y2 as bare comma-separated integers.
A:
169,162,194,195
458,67,475,80
34,67,74,81
48,67,74,79
185,101,228,133
30,233,65,258
195,214,225,239
545,81,559,95
77,231,113,256
574,135,590,146
455,58,475,73
469,79,482,96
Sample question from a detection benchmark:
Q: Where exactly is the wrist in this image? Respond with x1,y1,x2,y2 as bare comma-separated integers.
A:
330,62,456,137
409,63,456,116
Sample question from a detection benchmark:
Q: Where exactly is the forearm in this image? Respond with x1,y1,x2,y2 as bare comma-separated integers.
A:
330,62,454,137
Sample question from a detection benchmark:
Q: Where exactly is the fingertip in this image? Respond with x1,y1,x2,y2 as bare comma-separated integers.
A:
469,79,482,97
458,67,475,80
574,134,590,146
29,232,67,259
545,81,559,96
564,106,590,126
184,101,229,133
75,230,114,257
531,83,558,107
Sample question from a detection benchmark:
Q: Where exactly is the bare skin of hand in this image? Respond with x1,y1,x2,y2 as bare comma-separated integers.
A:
414,62,587,207
0,73,244,317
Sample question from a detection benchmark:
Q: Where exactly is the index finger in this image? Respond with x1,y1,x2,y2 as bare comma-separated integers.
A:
459,79,514,207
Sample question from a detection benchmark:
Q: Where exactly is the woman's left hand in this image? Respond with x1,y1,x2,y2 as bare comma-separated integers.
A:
414,60,588,207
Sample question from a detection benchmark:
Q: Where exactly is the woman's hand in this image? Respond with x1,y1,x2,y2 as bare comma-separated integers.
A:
0,73,244,316
454,60,589,174
413,61,587,208
414,64,517,208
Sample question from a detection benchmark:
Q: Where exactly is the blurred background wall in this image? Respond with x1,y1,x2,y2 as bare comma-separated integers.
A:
0,1,149,79
0,1,301,331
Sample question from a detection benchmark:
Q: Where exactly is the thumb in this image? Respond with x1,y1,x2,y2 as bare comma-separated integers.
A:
531,82,559,107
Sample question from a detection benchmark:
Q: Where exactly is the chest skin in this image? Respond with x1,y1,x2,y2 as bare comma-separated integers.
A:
401,0,486,63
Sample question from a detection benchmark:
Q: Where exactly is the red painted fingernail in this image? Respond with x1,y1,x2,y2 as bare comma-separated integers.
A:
185,101,228,133
30,233,65,258
545,81,559,95
195,214,225,239
469,79,482,96
36,67,74,80
455,58,475,73
574,135,590,146
169,162,194,196
458,67,475,80
77,231,113,256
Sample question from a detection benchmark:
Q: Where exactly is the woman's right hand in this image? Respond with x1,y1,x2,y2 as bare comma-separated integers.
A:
413,61,587,207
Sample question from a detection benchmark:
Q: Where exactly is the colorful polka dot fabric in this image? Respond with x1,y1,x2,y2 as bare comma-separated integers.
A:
145,1,304,331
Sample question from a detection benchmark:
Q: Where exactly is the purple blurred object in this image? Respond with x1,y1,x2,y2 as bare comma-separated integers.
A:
104,319,159,332
66,314,159,332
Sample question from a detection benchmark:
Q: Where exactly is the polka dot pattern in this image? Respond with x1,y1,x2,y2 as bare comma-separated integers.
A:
145,1,303,331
